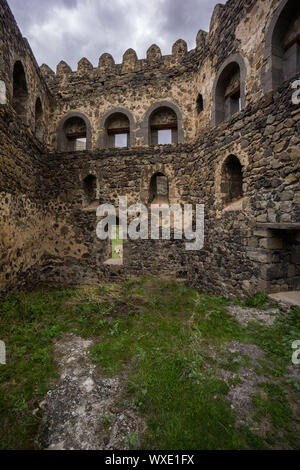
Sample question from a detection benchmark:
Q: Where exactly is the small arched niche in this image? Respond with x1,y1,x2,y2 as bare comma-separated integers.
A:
264,0,300,92
12,61,29,120
221,155,243,206
57,113,91,152
149,107,178,145
34,97,44,141
106,112,130,148
149,172,169,205
83,174,98,208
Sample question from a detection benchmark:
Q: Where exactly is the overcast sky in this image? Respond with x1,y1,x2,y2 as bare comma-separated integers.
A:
7,0,225,71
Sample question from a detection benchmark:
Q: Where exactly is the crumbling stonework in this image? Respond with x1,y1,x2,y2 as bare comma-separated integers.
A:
0,0,299,298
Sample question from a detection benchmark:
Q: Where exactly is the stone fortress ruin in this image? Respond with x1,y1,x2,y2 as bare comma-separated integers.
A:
0,0,299,301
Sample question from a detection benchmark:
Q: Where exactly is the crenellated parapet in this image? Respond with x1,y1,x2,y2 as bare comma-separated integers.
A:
40,38,200,88
146,45,162,64
209,3,226,34
40,64,55,77
196,30,208,49
172,39,188,57
56,60,72,76
98,53,115,71
40,11,220,82
122,48,138,73
77,57,93,74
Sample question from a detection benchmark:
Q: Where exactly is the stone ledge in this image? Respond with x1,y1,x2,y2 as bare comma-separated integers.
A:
269,291,300,307
223,198,243,213
256,223,300,230
104,258,123,266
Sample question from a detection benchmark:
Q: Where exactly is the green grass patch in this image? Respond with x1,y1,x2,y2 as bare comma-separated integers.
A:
0,279,299,450
252,383,292,429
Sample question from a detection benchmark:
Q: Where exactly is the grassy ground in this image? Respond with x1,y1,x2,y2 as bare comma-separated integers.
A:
0,277,299,450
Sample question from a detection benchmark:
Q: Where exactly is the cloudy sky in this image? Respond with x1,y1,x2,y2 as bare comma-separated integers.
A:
7,0,225,71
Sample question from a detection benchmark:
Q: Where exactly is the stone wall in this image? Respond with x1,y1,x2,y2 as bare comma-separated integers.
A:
0,0,53,295
37,74,298,297
0,104,46,295
188,79,300,296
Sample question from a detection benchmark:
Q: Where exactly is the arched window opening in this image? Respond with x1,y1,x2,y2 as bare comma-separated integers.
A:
106,113,130,148
12,61,28,119
215,62,241,125
221,155,243,205
196,94,204,114
272,2,300,88
35,97,44,141
64,116,87,151
149,173,169,205
149,107,178,145
83,174,98,207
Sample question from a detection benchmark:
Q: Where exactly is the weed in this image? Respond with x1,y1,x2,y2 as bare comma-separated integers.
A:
101,414,112,428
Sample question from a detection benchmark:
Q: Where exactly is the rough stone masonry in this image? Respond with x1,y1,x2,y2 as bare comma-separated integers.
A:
0,0,299,298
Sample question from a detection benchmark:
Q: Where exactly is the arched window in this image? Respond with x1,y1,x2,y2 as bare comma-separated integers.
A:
57,113,92,152
83,175,97,207
149,107,178,145
149,172,169,204
35,97,44,141
221,155,243,204
99,108,135,149
271,2,300,89
62,116,87,151
140,101,184,146
196,94,204,114
105,112,130,148
12,61,28,119
215,62,241,125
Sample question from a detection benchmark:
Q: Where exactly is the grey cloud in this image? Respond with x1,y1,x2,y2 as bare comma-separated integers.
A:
8,0,78,29
7,0,224,70
158,0,226,52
